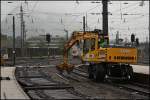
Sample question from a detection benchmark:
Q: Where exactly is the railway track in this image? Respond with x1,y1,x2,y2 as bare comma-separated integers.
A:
56,73,81,82
129,82,150,89
72,66,150,97
55,67,90,83
15,66,89,99
15,64,149,99
106,81,150,97
72,69,89,79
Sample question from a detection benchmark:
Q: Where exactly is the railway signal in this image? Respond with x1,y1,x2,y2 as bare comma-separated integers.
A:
136,38,139,46
46,33,51,64
46,33,51,43
131,33,135,43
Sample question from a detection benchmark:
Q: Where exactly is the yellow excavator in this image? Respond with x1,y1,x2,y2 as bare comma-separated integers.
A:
56,30,137,81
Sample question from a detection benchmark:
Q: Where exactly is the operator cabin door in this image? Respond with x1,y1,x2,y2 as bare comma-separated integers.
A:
81,38,97,62
83,38,96,55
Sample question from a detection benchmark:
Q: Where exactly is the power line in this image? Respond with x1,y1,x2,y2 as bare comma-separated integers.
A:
65,3,101,30
31,1,38,13
110,2,140,13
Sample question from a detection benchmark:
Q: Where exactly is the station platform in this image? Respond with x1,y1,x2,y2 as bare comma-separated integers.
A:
132,64,149,75
1,67,29,99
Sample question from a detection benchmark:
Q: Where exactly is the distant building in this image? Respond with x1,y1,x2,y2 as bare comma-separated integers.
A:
25,35,65,49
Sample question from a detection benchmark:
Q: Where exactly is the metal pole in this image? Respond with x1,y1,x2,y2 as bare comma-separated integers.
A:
23,21,25,46
86,13,87,30
20,5,24,57
20,5,23,49
102,0,108,44
116,31,119,44
13,16,16,66
83,16,85,34
48,43,50,64
83,16,86,55
66,30,68,41
64,29,68,41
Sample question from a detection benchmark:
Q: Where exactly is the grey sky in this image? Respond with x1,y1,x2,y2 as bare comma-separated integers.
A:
1,1,149,42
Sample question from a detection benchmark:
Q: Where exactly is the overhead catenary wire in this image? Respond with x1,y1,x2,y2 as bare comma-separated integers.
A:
2,1,149,41
24,1,147,32
110,14,148,27
110,2,140,13
65,3,102,31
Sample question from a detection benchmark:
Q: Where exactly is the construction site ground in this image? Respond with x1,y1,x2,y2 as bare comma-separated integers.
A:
13,58,149,99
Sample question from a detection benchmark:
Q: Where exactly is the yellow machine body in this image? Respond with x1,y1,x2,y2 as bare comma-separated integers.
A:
82,47,137,64
56,31,137,72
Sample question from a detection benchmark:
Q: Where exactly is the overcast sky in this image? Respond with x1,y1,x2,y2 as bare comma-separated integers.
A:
1,1,149,42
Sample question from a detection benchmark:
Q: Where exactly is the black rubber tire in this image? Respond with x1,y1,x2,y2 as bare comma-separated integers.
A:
89,73,94,79
93,64,105,82
126,65,134,81
88,65,94,79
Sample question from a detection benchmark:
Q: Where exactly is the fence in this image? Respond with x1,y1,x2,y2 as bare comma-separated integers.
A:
7,48,63,59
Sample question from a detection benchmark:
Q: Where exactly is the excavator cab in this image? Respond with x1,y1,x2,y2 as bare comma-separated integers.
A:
83,38,97,55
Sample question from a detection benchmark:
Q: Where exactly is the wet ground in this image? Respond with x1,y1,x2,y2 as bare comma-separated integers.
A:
15,58,149,99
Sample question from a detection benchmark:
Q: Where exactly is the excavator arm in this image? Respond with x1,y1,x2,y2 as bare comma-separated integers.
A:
56,31,99,73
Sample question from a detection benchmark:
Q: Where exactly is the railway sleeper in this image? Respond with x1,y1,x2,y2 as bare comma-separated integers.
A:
24,85,73,90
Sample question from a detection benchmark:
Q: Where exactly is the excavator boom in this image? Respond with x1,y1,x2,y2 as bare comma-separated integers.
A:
56,31,99,73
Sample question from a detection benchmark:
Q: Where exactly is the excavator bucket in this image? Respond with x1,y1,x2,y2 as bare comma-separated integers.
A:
56,63,74,74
